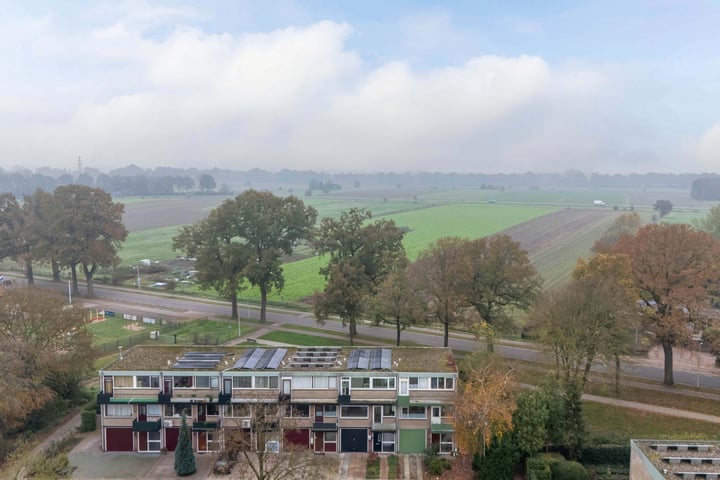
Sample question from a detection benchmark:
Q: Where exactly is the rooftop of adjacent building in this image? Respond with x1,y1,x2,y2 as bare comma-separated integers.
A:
632,439,720,479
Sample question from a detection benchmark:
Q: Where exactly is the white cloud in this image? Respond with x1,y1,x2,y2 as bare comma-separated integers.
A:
0,11,696,174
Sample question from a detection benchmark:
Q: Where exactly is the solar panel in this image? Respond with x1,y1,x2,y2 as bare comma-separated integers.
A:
243,348,266,369
347,349,359,369
232,349,255,369
267,348,287,369
172,351,225,369
357,349,369,370
256,349,277,369
380,349,392,370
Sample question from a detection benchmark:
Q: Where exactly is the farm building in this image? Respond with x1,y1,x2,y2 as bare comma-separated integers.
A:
97,345,457,455
630,439,720,479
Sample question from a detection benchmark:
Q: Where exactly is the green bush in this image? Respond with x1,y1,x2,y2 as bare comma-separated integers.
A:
527,457,552,480
580,445,629,465
27,453,73,478
551,460,589,480
427,457,451,476
80,409,96,432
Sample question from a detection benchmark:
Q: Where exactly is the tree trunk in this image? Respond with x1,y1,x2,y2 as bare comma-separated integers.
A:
83,264,96,297
663,340,675,385
230,294,238,320
71,263,79,295
260,287,268,323
51,260,60,282
24,257,34,285
486,331,494,353
396,317,401,347
349,319,355,346
444,321,449,348
614,354,621,398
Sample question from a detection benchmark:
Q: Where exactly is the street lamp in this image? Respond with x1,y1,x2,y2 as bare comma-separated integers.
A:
135,265,141,290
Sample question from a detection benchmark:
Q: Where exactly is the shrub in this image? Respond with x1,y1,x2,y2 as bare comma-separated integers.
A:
527,456,552,480
80,409,96,432
580,445,629,465
551,460,589,480
366,452,380,479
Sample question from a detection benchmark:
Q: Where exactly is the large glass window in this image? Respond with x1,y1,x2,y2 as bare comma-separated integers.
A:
293,376,312,388
371,377,396,389
284,404,310,418
430,377,454,390
105,404,133,417
381,432,395,453
113,376,133,388
147,404,162,417
254,376,278,389
147,431,161,452
340,406,368,418
233,377,252,388
223,404,251,417
350,377,370,389
195,376,219,388
206,404,220,416
173,376,193,388
135,376,160,388
399,406,426,419
164,404,190,417
324,405,337,417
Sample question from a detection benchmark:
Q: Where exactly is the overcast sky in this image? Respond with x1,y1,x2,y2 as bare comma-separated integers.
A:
2,0,719,174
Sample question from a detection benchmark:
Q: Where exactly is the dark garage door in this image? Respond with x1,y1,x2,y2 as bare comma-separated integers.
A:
341,428,367,453
106,427,133,451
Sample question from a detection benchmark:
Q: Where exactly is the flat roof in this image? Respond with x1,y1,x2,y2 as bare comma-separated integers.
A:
99,345,457,374
632,439,720,479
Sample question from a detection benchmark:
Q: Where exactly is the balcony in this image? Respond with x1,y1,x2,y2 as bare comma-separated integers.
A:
278,393,291,402
218,393,232,404
158,392,172,404
312,422,338,432
338,394,351,405
97,392,113,404
192,421,220,431
132,419,162,432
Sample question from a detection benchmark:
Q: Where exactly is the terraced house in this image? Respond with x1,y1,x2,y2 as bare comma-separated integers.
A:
97,345,457,455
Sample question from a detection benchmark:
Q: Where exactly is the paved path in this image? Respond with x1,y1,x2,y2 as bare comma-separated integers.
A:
582,393,720,423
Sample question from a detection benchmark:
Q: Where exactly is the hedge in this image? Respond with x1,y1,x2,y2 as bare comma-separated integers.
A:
580,445,629,465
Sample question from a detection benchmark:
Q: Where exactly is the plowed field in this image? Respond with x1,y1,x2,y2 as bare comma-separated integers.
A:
497,208,619,288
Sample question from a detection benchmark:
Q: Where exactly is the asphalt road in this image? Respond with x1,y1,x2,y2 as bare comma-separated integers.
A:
29,277,720,390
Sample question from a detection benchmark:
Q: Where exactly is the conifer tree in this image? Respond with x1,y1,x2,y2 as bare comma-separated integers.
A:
174,412,196,476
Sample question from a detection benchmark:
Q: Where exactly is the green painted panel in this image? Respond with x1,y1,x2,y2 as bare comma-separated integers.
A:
399,429,426,454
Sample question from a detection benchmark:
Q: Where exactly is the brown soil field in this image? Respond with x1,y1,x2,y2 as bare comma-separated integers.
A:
498,208,619,288
121,195,232,231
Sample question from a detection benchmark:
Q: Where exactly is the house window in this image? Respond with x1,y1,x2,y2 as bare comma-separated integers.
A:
147,431,161,451
135,375,160,388
254,376,278,389
371,377,396,389
284,404,310,417
173,376,193,388
399,406,426,419
432,432,454,454
105,404,133,417
430,377,454,390
408,377,429,390
165,404,190,417
350,377,370,389
340,406,368,418
382,405,396,417
114,376,133,388
206,404,220,416
223,404,251,417
381,432,395,452
313,376,328,388
195,376,219,389
147,404,162,417
324,405,337,417
324,431,337,451
293,376,312,388
232,377,252,388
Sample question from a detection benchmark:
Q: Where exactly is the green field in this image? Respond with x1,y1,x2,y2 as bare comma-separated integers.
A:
417,187,628,206
259,330,352,346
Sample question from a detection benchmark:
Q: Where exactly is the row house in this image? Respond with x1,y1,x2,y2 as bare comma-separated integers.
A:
97,345,457,455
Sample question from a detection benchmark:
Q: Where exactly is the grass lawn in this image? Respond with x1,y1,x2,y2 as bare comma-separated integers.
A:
259,330,353,346
584,401,719,443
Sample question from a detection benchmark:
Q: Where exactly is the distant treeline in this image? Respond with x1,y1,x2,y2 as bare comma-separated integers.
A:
691,176,720,201
1,164,715,197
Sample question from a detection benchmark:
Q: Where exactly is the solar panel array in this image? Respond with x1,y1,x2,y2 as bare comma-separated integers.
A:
172,351,226,369
233,348,288,370
288,347,341,368
347,348,392,370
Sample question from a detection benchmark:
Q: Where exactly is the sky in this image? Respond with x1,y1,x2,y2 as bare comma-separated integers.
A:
1,0,720,175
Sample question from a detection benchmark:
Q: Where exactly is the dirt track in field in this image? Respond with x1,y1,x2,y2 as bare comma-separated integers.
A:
497,207,616,256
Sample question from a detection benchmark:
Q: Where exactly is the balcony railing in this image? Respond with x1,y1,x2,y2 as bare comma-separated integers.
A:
337,394,351,405
132,419,162,432
192,421,220,431
158,392,172,403
219,393,232,404
97,392,113,404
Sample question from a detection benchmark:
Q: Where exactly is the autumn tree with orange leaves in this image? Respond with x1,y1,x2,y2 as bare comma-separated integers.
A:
454,353,516,460
612,223,720,385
